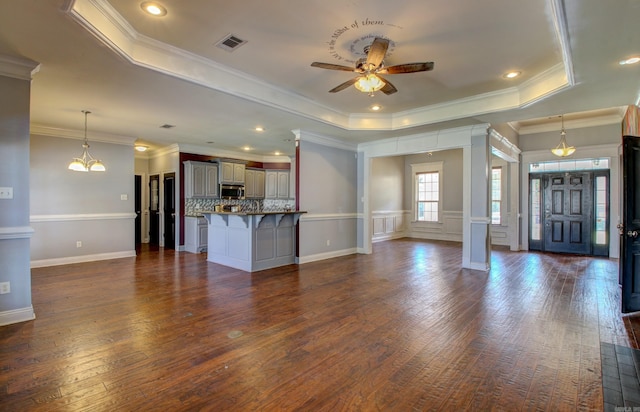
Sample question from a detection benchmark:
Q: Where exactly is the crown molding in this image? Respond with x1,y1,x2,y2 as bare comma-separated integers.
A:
176,143,292,163
0,55,40,81
292,129,358,152
30,124,136,145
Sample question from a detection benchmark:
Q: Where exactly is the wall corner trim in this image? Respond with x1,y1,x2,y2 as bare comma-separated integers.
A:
0,226,35,240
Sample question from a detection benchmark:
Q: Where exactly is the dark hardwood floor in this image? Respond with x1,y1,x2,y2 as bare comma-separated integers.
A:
1,239,637,410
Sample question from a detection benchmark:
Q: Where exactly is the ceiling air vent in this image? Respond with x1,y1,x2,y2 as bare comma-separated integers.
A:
216,34,247,52
160,124,175,129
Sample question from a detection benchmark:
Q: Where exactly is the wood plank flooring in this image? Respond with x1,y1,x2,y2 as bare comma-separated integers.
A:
0,239,637,410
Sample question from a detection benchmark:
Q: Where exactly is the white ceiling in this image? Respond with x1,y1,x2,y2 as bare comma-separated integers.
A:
0,0,638,157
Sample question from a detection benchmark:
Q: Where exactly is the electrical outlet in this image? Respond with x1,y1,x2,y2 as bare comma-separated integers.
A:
76,241,82,248
0,282,10,294
0,187,13,199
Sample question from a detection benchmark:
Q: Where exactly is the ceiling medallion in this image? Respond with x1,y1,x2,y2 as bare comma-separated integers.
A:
325,18,401,64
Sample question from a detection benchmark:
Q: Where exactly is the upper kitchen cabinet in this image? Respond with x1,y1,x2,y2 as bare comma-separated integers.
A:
245,168,265,199
184,161,219,198
219,161,245,185
265,170,290,199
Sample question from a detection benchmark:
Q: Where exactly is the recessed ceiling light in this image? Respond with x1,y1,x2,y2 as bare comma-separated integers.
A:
371,104,381,111
134,144,148,152
275,151,281,156
140,2,167,16
503,71,521,79
255,126,264,132
243,146,251,151
620,56,640,65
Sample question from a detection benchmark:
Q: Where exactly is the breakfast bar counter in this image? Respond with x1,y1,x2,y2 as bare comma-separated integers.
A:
201,210,306,272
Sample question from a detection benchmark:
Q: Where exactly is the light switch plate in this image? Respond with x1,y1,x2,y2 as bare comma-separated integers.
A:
120,194,128,200
0,187,13,199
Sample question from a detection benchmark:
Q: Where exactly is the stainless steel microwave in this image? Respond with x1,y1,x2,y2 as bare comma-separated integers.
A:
220,184,244,199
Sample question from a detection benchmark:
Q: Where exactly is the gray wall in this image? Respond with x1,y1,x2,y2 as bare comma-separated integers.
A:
0,74,33,323
370,156,404,212
298,139,357,258
30,134,135,263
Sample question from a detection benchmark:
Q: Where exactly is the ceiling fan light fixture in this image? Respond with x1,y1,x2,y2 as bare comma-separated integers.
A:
551,115,576,157
354,74,385,93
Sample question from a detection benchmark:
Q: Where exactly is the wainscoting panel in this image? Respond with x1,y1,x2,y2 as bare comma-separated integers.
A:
372,210,408,243
409,210,463,242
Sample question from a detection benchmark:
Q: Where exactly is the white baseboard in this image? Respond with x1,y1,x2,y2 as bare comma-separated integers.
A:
372,232,407,243
408,232,462,242
31,250,136,268
0,306,35,326
298,248,357,264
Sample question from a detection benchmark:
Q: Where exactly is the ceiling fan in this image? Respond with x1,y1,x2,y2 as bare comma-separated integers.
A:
311,37,434,95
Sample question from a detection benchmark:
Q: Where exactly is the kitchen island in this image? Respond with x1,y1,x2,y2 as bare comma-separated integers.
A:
201,210,306,272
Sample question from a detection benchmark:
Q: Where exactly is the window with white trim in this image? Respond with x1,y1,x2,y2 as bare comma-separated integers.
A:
491,167,502,225
417,172,439,221
411,161,443,223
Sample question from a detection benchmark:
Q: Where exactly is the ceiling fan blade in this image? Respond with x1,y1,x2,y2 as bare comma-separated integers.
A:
311,62,356,72
329,77,359,93
365,37,389,68
381,62,435,74
377,75,398,95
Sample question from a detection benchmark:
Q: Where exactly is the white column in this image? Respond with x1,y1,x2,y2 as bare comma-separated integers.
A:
462,130,491,271
0,55,40,325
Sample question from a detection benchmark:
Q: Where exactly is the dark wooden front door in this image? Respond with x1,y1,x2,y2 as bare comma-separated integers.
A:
621,136,640,313
163,173,175,250
149,174,160,245
543,172,592,254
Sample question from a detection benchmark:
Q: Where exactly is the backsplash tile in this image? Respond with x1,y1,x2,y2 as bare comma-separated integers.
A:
185,198,294,215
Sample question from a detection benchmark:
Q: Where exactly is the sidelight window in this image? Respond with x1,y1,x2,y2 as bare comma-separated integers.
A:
530,177,542,241
595,175,608,245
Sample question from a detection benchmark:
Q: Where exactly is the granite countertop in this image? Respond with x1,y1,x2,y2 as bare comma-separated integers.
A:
200,210,307,216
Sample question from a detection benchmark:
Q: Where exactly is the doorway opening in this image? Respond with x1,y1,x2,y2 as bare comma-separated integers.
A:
529,169,609,256
163,173,176,250
135,175,142,245
149,174,160,245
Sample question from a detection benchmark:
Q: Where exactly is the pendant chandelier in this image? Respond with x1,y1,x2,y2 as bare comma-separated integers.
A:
551,115,576,157
68,110,106,172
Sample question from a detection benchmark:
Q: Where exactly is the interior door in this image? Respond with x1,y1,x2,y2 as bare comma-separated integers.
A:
621,136,640,313
135,175,142,244
149,174,160,245
543,172,592,254
163,173,175,250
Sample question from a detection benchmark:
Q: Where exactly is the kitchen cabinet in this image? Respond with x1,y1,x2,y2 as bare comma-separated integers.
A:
245,169,265,199
184,161,218,198
219,161,245,185
265,170,290,199
184,216,208,253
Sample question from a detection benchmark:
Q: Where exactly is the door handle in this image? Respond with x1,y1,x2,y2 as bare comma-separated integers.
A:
627,230,639,239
